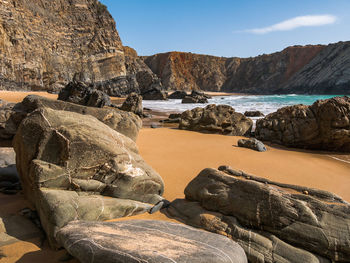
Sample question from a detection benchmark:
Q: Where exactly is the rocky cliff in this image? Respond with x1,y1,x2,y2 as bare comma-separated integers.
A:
145,42,350,94
0,0,126,92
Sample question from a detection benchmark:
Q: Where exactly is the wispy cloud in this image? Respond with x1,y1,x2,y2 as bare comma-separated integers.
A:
243,15,337,34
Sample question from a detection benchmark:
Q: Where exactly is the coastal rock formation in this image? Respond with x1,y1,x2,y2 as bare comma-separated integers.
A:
57,220,247,263
0,95,142,142
13,107,164,247
168,90,187,99
58,81,111,107
244,110,265,117
182,91,211,104
166,166,350,262
0,0,126,92
179,104,253,135
255,96,350,151
237,138,267,152
0,100,17,146
120,92,143,116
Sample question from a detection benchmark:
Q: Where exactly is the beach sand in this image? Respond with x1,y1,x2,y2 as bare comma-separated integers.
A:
0,91,350,262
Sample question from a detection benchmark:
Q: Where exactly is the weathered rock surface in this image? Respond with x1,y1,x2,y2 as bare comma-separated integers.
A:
167,166,350,262
58,81,111,107
0,95,142,142
57,220,248,263
255,96,350,151
182,91,210,104
0,0,126,92
120,92,143,116
179,104,253,135
0,100,18,146
244,111,265,117
168,90,187,99
238,138,267,152
13,107,164,247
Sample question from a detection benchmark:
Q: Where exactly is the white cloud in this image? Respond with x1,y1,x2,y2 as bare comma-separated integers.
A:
244,15,337,34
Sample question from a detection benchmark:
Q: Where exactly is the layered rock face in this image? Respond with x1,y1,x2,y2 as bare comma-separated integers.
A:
145,42,350,94
255,96,350,151
166,166,350,262
0,0,126,92
13,106,164,247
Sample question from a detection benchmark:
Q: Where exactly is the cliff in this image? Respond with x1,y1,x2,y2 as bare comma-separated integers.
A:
144,42,350,94
0,0,126,92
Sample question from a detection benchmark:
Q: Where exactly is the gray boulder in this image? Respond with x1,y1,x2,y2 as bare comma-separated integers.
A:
13,108,164,247
237,138,267,152
57,220,247,263
179,104,253,135
120,92,143,117
168,166,350,262
244,110,265,117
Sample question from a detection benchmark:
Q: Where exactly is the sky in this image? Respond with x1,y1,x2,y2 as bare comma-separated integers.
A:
100,0,350,58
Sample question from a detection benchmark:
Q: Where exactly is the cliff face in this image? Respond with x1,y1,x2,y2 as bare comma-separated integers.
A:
144,42,350,94
0,0,126,92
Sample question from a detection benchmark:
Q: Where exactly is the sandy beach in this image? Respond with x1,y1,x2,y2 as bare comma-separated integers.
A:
0,91,350,262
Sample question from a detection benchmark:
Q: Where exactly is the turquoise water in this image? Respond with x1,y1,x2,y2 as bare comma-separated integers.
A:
142,94,344,115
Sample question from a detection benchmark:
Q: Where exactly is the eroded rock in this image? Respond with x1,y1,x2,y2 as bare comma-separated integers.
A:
238,138,267,152
120,93,143,117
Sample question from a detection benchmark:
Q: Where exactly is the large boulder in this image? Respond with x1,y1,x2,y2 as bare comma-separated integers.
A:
137,71,168,100
168,90,188,99
182,90,211,104
166,166,350,262
0,95,142,142
58,81,111,108
255,96,350,151
120,92,143,117
244,110,265,117
0,100,21,146
57,220,247,263
179,104,253,135
13,108,164,247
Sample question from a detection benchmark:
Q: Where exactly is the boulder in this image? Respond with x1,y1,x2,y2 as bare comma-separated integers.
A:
237,138,267,152
13,108,164,247
120,92,143,117
244,110,265,117
142,87,168,100
168,90,188,99
179,104,253,135
57,220,247,263
58,81,111,108
167,166,350,262
0,95,142,142
0,100,20,146
255,96,350,151
137,71,168,100
182,95,208,104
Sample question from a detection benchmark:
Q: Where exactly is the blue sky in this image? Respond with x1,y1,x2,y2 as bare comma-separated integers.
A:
100,0,350,58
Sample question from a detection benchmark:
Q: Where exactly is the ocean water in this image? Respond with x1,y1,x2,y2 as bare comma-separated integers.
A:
142,94,344,116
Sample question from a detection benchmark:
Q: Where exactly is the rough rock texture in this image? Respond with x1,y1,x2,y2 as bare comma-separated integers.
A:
244,111,265,117
0,100,18,146
238,138,267,152
255,96,350,151
168,90,187,99
57,220,248,263
182,91,210,104
0,95,142,143
166,166,350,262
179,104,253,135
13,107,164,247
0,0,126,92
58,81,111,107
145,43,350,94
120,92,143,116
136,71,168,100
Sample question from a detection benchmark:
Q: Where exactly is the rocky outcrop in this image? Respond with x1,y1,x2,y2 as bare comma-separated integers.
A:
255,96,350,151
166,166,350,262
120,92,143,116
13,107,164,247
182,90,210,104
145,42,350,94
244,111,265,117
179,104,253,135
238,138,267,152
58,81,111,107
0,0,126,92
168,90,187,99
57,220,247,263
0,95,142,143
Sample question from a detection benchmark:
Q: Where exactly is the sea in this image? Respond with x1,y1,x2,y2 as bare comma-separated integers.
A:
142,94,344,117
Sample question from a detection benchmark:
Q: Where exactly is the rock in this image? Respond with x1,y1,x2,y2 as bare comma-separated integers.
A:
136,71,168,100
58,81,111,108
237,138,267,152
57,220,247,263
182,91,210,104
151,123,161,128
244,110,265,117
120,93,143,117
0,148,16,167
168,90,188,99
179,104,253,135
255,96,350,151
0,95,142,142
168,166,350,262
169,113,182,119
0,101,18,146
13,108,164,247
